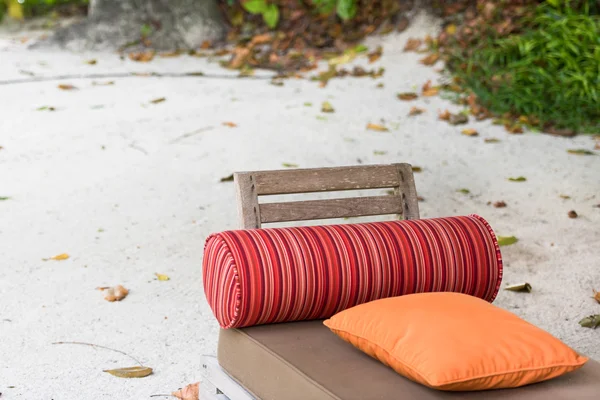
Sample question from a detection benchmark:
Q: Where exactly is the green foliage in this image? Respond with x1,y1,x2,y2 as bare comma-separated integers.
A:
312,0,357,20
241,0,279,28
449,1,600,132
0,0,88,21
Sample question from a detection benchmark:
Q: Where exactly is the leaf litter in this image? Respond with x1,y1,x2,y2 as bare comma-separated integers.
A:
98,285,129,302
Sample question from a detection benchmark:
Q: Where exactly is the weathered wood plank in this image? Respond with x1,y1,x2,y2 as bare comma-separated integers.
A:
234,172,261,229
260,196,404,223
249,164,406,195
395,164,420,220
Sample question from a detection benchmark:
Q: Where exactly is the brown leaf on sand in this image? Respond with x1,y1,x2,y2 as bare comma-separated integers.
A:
250,33,272,46
420,53,440,66
593,290,600,304
493,201,507,208
438,110,451,121
367,46,383,63
403,38,422,52
421,80,439,97
461,128,478,137
222,122,237,128
128,51,155,62
505,283,532,293
58,84,77,91
408,106,425,116
150,97,166,104
366,123,389,132
100,285,129,302
568,210,578,219
397,92,418,101
172,382,199,400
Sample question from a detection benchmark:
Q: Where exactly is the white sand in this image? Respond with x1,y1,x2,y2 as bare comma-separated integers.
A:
0,13,599,399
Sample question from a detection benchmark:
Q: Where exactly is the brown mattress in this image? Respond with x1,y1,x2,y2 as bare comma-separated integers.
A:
218,320,600,400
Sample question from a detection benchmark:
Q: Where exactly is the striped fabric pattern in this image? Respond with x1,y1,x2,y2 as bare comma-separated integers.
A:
203,214,503,329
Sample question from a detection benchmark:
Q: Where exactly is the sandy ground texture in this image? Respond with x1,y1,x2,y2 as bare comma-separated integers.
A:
1,12,599,400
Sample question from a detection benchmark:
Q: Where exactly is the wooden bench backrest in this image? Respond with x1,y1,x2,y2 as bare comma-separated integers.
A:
233,163,420,229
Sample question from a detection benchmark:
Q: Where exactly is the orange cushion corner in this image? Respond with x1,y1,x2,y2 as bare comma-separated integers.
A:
323,292,588,391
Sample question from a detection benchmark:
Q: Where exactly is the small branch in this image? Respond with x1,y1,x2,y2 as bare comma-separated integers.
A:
0,71,274,86
52,341,144,366
169,126,214,144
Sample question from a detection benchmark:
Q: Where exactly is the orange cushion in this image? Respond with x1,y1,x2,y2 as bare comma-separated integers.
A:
323,292,588,391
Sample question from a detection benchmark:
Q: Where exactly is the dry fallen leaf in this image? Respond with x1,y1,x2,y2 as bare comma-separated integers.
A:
128,51,155,62
567,149,595,156
493,201,507,208
505,283,532,293
484,138,500,143
92,81,114,86
150,97,166,104
85,59,97,65
419,53,440,66
222,122,237,128
321,101,335,113
560,194,571,199
438,110,451,121
43,253,70,261
457,188,470,194
445,23,457,35
408,106,425,116
593,290,600,304
397,92,418,101
411,166,422,173
417,196,425,202
505,124,524,134
421,80,439,97
449,113,469,125
508,176,527,182
58,84,77,91
155,273,170,281
497,236,518,246
103,366,152,378
403,38,422,52
101,285,129,302
373,150,387,155
282,162,299,168
461,128,478,137
366,123,389,132
367,46,382,63
579,315,600,329
568,210,578,219
220,174,234,182
172,382,199,400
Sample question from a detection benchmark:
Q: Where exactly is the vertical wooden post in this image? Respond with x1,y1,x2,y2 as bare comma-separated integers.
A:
395,163,420,220
233,172,261,229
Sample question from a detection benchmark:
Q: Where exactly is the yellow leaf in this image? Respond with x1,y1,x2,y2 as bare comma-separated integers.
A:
422,87,439,97
321,101,335,113
172,382,199,400
222,122,237,128
445,24,457,35
58,84,77,91
593,290,600,304
366,123,389,132
505,283,532,293
155,273,170,281
103,366,153,378
461,128,479,136
44,253,70,261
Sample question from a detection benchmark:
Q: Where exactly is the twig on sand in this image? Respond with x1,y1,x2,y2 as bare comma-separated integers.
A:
0,72,274,86
52,341,144,366
170,126,214,144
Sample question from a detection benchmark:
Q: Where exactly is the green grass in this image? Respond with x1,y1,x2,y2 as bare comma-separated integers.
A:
447,1,600,133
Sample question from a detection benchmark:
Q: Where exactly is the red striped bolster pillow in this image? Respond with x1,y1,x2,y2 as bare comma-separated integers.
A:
203,214,503,329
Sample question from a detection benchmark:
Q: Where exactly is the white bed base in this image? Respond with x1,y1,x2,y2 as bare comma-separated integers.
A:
201,355,256,400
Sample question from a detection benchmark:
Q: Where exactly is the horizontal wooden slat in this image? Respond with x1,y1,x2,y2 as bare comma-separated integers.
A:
259,196,404,223
249,164,406,195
